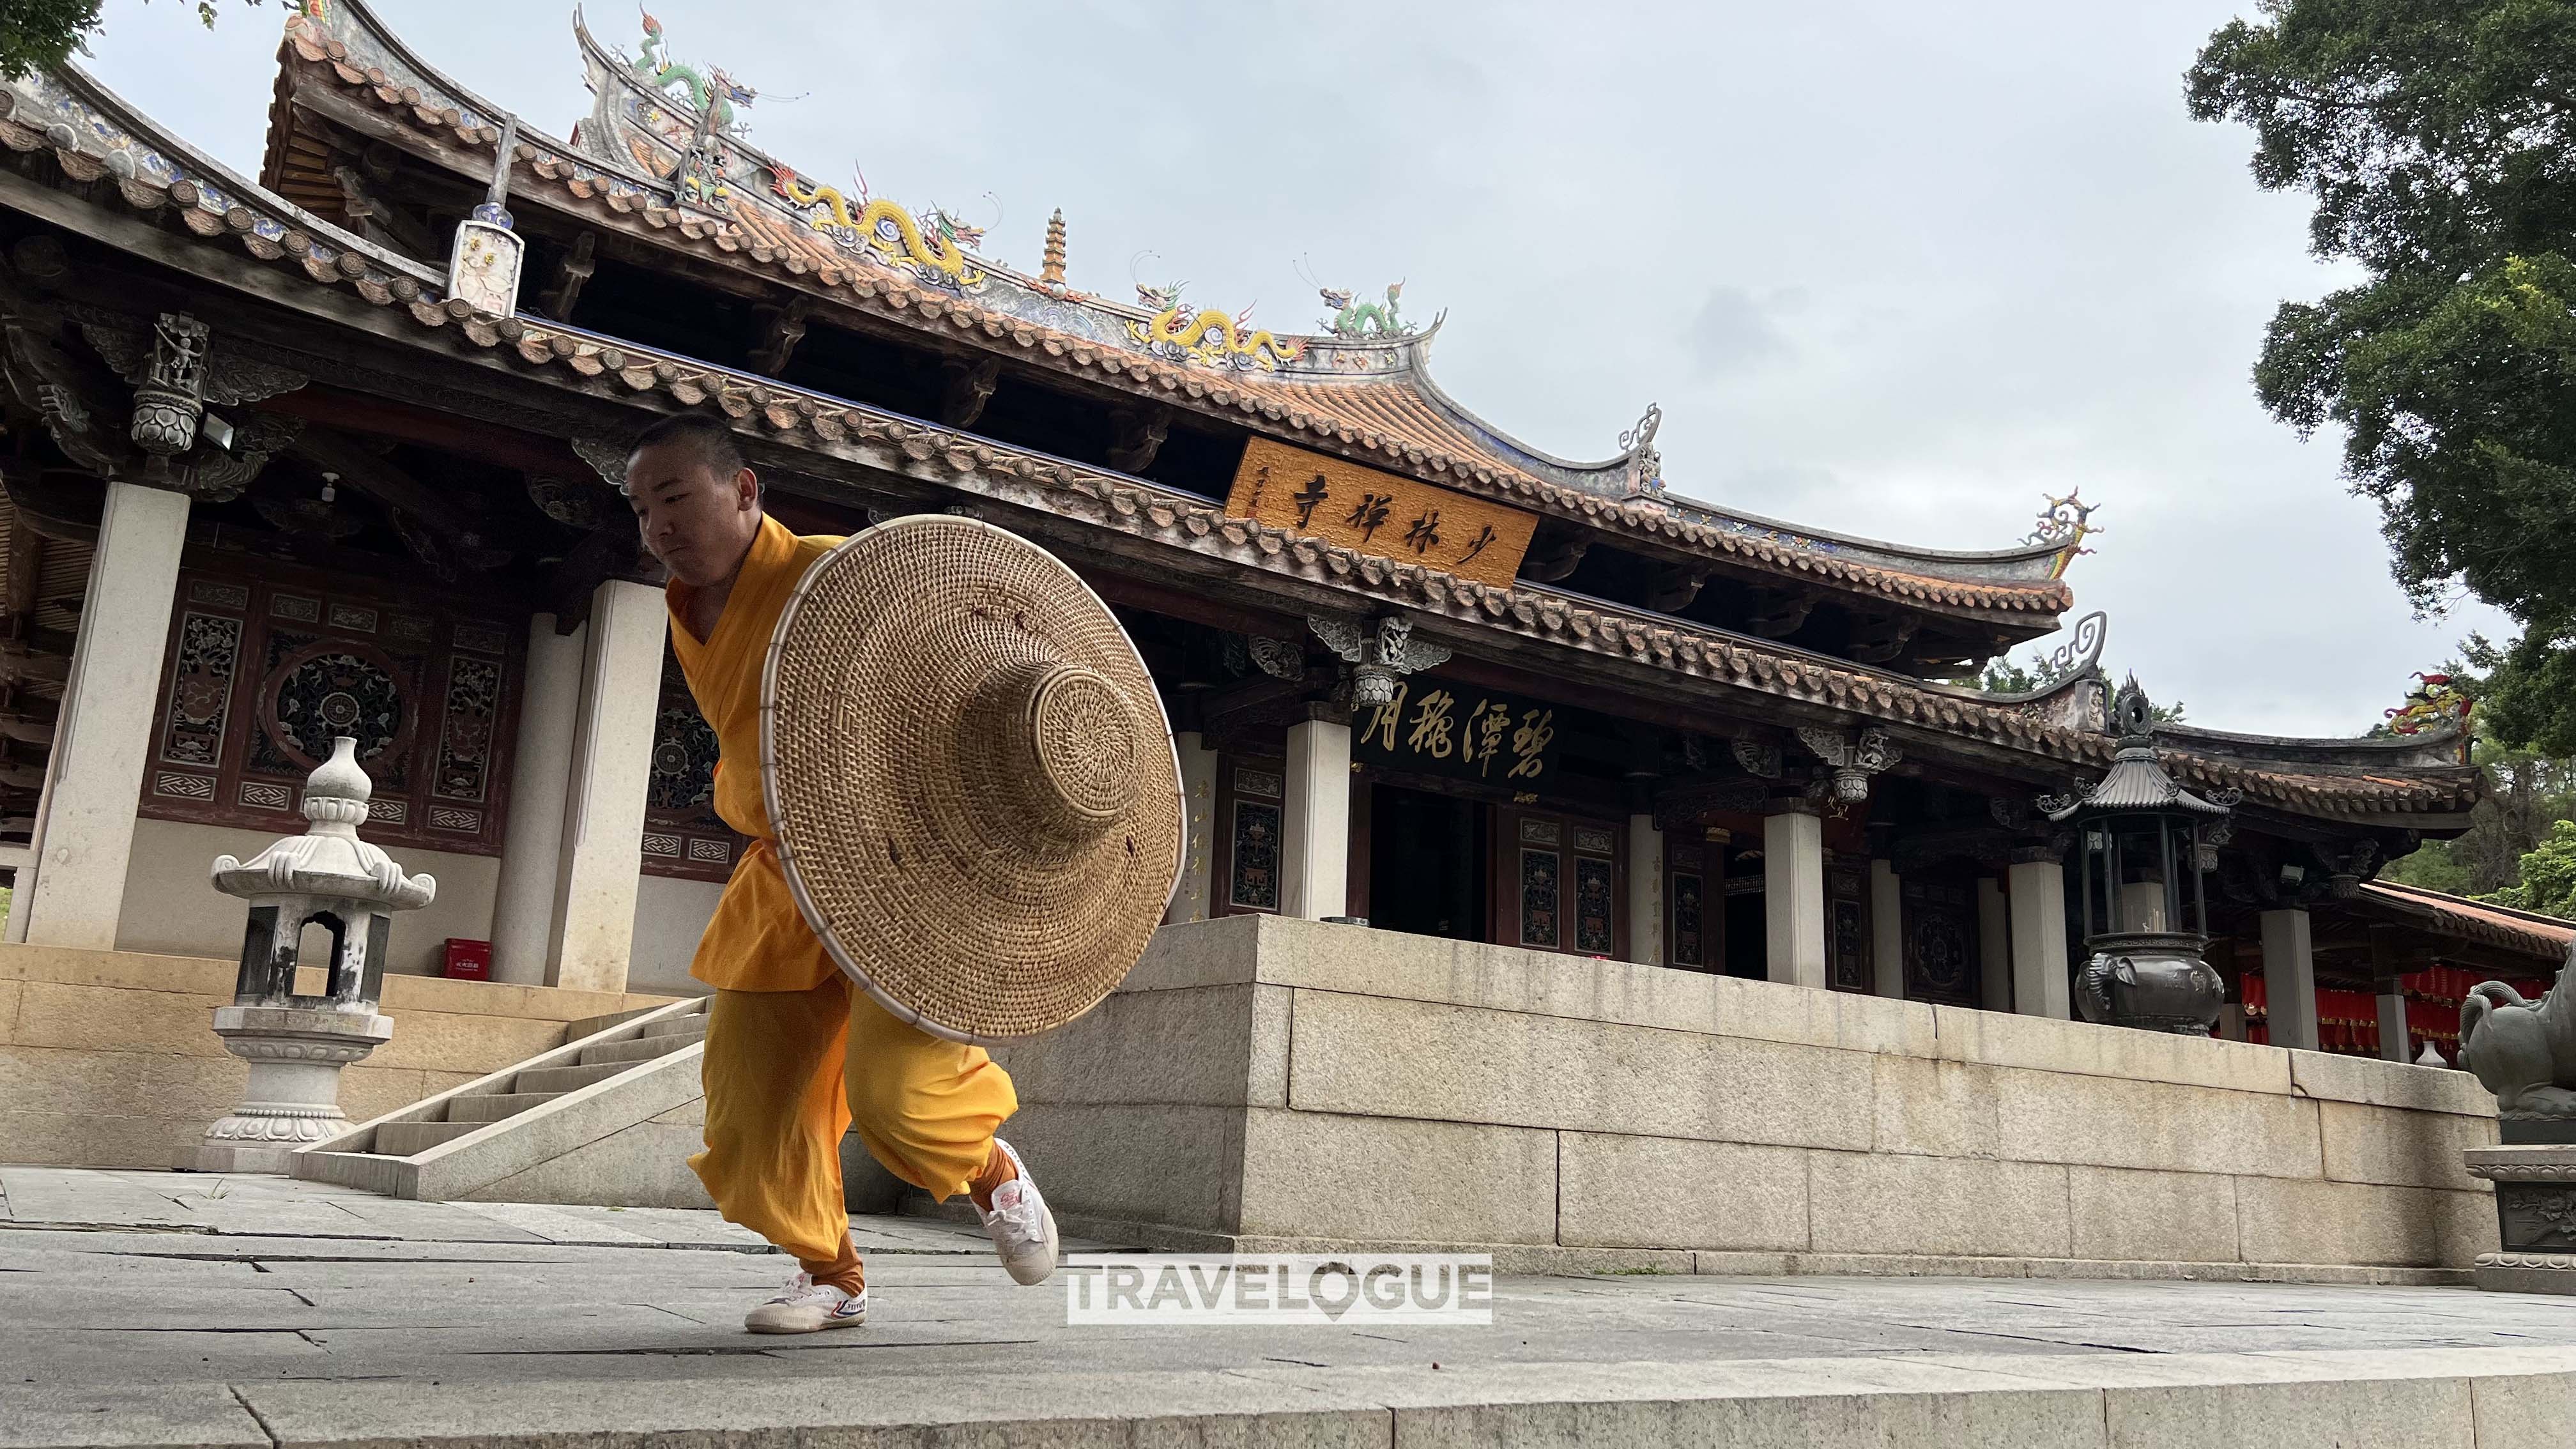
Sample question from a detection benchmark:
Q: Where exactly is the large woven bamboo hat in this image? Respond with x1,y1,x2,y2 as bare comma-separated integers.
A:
760,516,1183,1044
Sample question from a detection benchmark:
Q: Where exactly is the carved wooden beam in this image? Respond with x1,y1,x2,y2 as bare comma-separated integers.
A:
3,521,37,620
1846,615,1919,664
1745,588,1817,638
0,468,103,544
0,625,72,684
748,298,811,377
293,427,484,542
1107,406,1170,473
539,231,597,323
545,523,661,634
1519,535,1589,584
0,691,59,746
1645,564,1707,613
939,356,1000,429
330,163,436,259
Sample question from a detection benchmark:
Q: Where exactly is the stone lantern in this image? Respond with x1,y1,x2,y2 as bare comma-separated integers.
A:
2040,686,2237,1035
185,736,435,1173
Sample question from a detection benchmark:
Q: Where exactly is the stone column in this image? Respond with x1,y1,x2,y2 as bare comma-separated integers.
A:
1977,876,2011,1012
546,579,667,993
1625,813,1663,966
1280,712,1350,920
15,481,190,949
1165,730,1219,924
1763,800,1827,990
2378,986,2411,1063
2260,907,2319,1052
488,613,587,985
2007,850,2071,1020
1869,857,1903,997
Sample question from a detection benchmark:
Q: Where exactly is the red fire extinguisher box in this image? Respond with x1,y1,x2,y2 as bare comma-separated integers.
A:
443,939,492,981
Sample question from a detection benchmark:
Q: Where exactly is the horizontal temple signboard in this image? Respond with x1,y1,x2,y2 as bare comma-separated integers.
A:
1355,680,1559,788
1225,438,1538,588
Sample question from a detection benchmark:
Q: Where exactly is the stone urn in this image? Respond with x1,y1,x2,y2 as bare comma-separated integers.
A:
2075,930,2225,1036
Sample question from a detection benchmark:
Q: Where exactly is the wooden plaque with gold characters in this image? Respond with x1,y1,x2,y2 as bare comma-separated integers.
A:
1225,438,1538,589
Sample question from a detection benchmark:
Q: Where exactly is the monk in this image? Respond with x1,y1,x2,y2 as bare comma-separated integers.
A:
625,410,1057,1334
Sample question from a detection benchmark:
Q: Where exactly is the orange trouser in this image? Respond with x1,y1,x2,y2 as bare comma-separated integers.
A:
689,974,1019,1265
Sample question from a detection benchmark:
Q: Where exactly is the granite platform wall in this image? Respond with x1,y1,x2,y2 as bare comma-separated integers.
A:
991,914,2500,1282
0,943,677,1169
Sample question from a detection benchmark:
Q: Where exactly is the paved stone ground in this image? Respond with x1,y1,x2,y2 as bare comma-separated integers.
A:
7,1167,2576,1447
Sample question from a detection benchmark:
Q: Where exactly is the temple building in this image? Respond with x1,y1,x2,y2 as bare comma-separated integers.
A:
0,0,2533,1080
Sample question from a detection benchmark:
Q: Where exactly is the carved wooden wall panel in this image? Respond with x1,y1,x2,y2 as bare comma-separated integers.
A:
140,557,523,859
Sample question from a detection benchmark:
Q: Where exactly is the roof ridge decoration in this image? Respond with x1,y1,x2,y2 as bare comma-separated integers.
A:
1318,280,1414,339
562,6,1407,378
272,3,2088,595
2027,489,2103,580
0,52,2475,822
1933,610,2110,733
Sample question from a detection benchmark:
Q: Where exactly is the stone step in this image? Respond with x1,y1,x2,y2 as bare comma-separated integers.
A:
443,1091,562,1124
641,1012,710,1039
579,1031,700,1067
374,1119,484,1156
514,1059,635,1095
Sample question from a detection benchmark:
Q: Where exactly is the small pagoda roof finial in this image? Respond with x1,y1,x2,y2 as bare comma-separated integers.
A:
1040,208,1066,287
209,737,436,911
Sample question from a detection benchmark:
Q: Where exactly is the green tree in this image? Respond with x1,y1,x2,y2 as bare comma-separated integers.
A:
0,1,254,78
2483,818,2576,917
2188,2,2576,755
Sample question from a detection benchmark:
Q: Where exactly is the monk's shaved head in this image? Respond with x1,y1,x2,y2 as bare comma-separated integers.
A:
627,411,746,492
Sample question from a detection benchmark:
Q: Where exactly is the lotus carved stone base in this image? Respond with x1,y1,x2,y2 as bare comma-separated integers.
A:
182,1004,391,1175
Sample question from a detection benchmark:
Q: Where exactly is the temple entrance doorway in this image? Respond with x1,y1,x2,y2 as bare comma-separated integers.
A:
1723,878,1767,979
1367,785,1487,943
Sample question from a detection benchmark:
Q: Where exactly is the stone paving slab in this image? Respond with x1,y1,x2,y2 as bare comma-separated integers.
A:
6,1168,2576,1446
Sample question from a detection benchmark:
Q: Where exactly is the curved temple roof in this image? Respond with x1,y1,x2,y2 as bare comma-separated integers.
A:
0,4,2477,831
256,0,2082,624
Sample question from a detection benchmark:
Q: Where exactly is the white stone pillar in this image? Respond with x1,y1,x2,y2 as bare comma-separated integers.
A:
1165,731,1219,924
1763,802,1827,990
489,613,588,985
17,481,189,949
1977,876,2011,1012
2260,907,2319,1052
2378,987,2411,1063
2118,880,2170,932
1869,857,1903,997
2007,852,2071,1020
546,579,667,993
1625,812,1663,966
1280,714,1349,920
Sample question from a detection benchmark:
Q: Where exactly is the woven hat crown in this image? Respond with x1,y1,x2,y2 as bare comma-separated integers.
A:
763,516,1183,1044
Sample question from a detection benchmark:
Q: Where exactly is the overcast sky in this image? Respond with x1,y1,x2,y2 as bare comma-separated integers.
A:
80,0,2509,737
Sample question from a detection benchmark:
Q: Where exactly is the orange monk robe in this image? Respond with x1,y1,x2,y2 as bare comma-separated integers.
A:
666,515,841,993
666,515,1018,1259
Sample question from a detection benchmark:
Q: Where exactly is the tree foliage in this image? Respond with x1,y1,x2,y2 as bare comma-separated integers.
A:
2483,818,2576,917
2188,1,2576,754
0,0,254,79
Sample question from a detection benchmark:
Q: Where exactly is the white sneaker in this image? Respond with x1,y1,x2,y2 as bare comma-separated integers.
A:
977,1138,1059,1285
743,1271,868,1334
